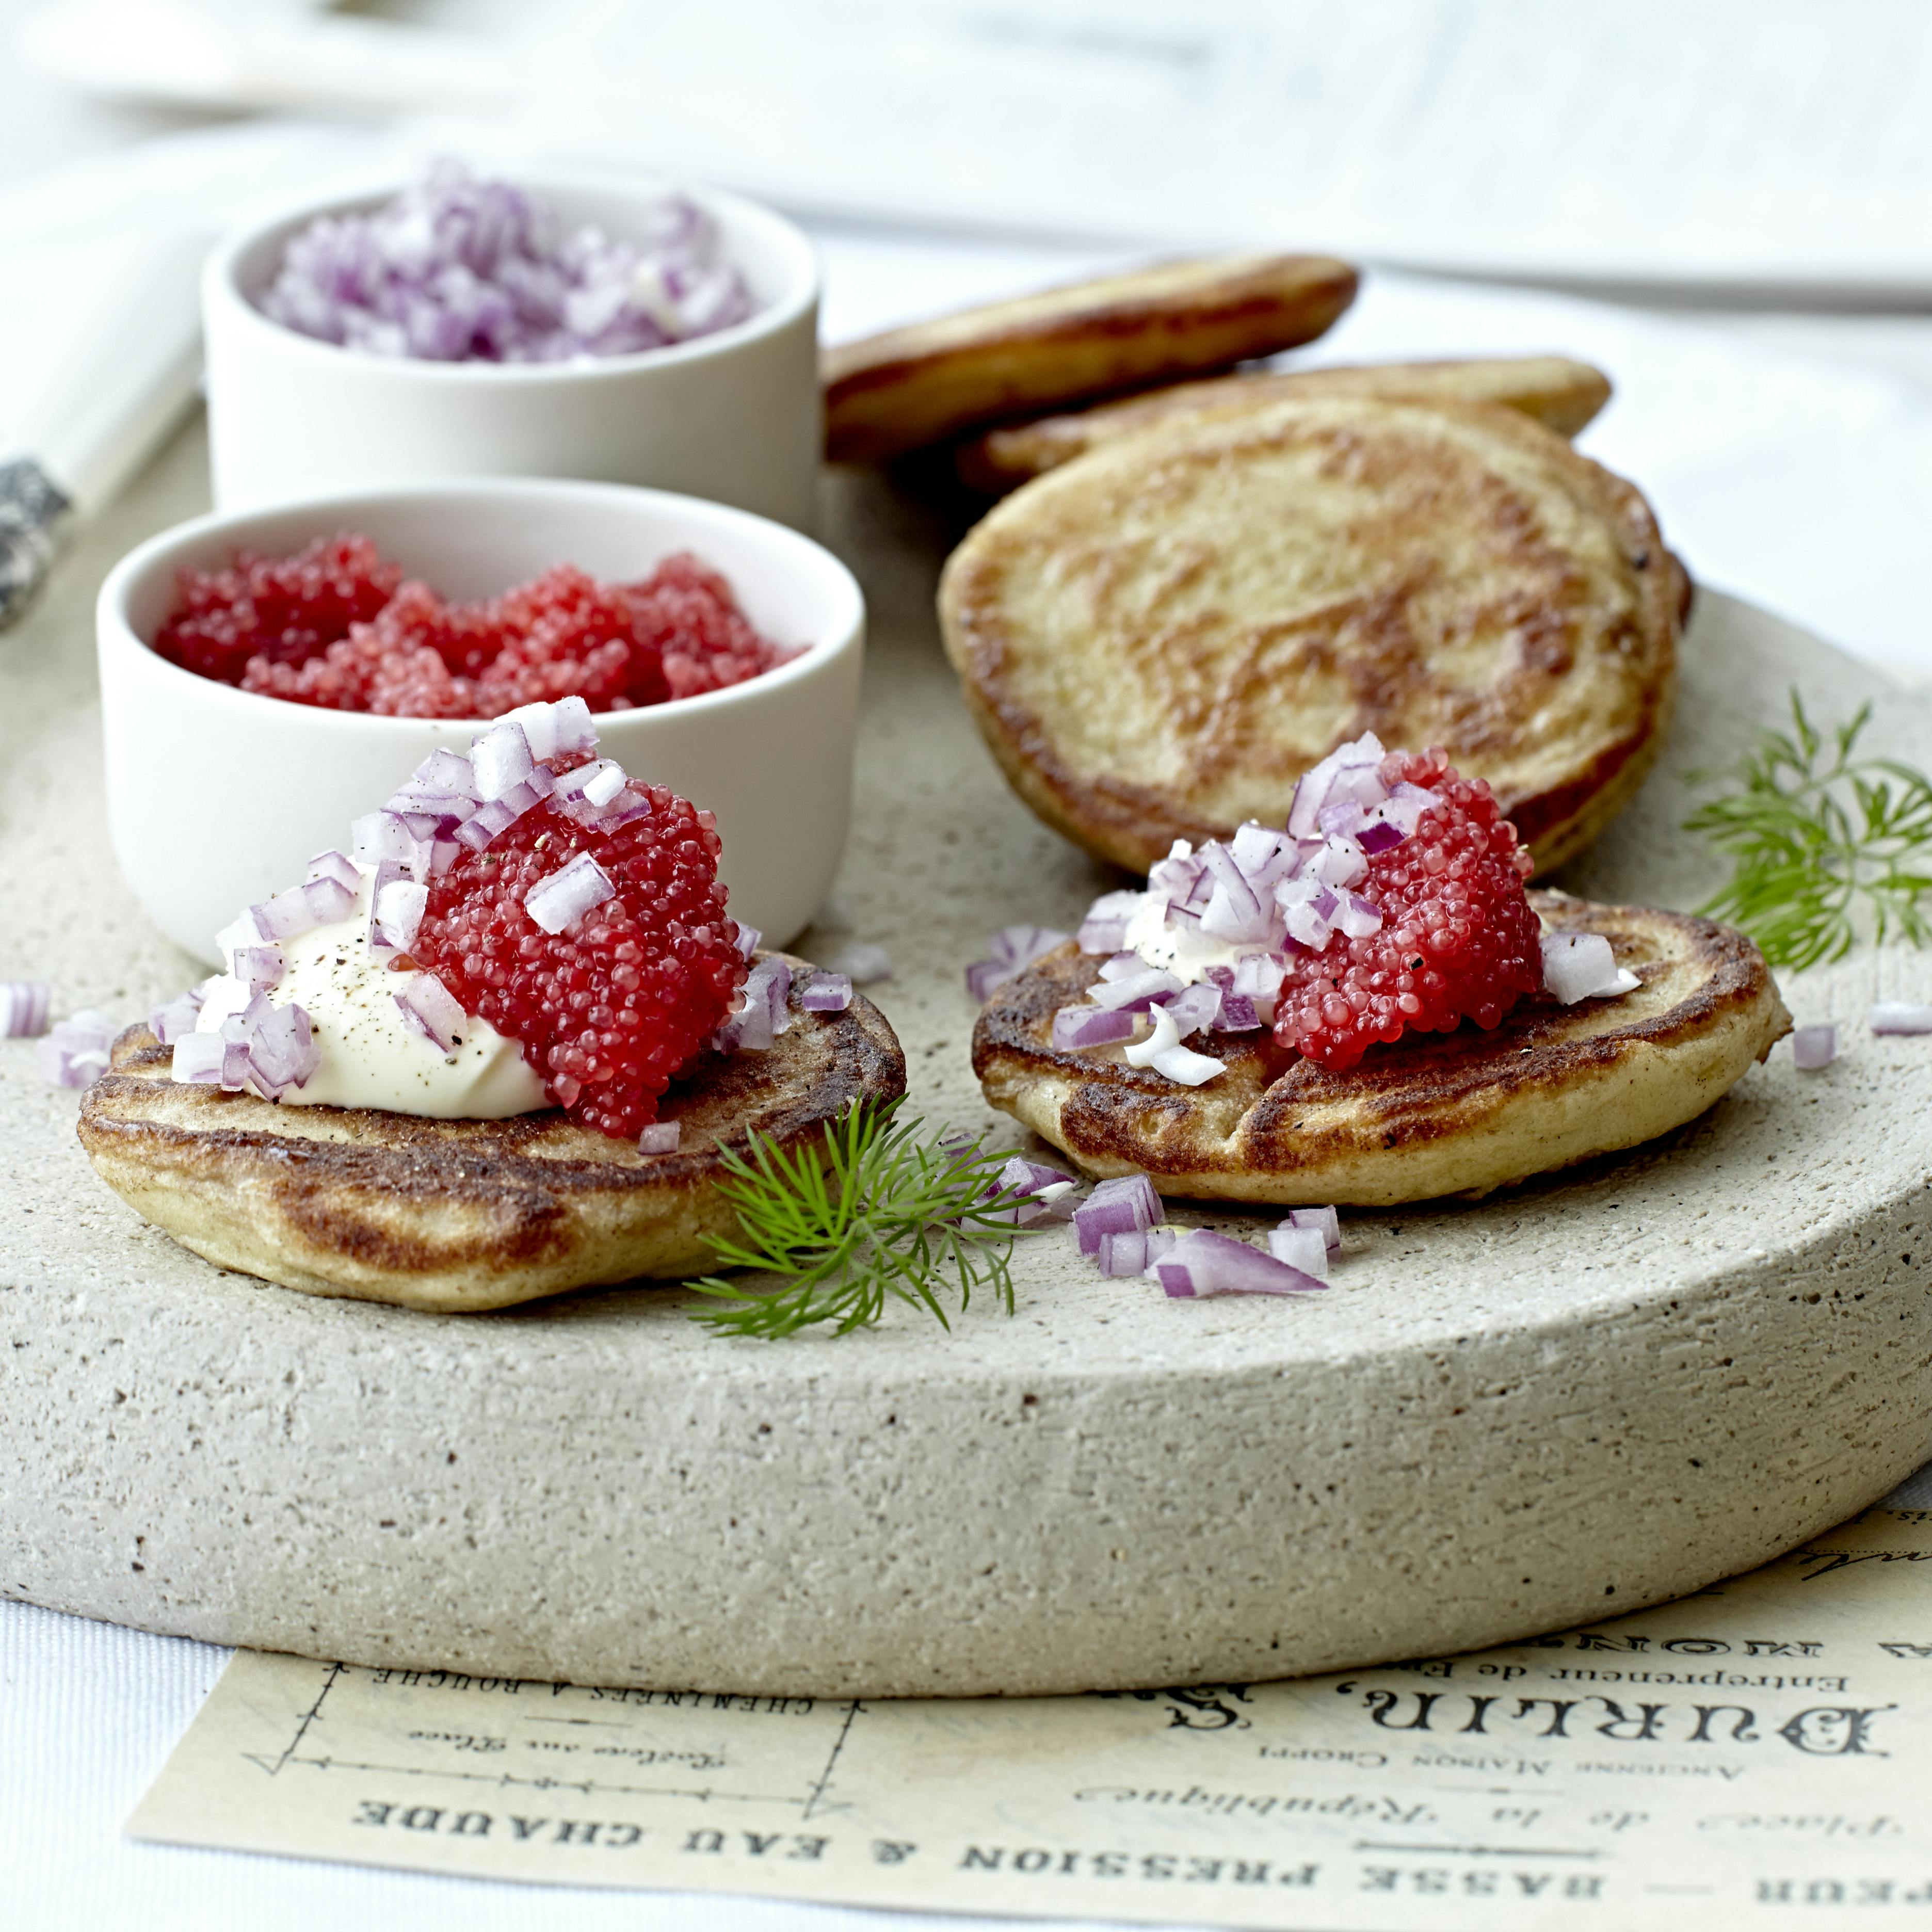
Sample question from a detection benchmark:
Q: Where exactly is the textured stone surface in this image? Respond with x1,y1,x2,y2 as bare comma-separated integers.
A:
2,432,1929,1695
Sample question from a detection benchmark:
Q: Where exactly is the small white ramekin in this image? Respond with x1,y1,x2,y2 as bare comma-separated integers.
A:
98,479,864,963
203,170,821,531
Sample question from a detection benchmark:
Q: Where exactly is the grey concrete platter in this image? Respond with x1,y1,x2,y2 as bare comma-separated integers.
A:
2,441,1928,1696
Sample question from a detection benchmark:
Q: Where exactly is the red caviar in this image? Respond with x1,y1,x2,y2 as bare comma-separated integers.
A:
156,538,789,720
1274,750,1542,1071
411,769,746,1139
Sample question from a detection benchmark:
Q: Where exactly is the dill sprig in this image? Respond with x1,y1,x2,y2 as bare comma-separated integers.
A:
686,1100,1044,1338
1684,690,1932,970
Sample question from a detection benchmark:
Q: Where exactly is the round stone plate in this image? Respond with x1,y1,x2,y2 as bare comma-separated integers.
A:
2,447,1928,1696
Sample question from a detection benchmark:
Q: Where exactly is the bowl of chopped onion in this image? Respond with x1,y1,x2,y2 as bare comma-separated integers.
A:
97,478,863,964
203,162,820,530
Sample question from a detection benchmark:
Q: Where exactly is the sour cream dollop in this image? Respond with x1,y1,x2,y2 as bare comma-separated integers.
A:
181,864,546,1117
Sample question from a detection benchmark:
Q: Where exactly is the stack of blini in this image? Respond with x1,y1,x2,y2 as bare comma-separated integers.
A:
827,257,1783,1205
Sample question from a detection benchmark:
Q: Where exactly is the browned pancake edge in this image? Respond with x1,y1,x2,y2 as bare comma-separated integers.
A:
954,355,1616,493
78,962,907,1313
824,254,1359,463
939,394,1681,878
971,895,1789,1205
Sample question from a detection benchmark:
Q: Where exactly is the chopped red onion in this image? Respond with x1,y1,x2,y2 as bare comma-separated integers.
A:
1267,1222,1330,1278
258,164,754,365
799,973,853,1012
373,876,429,952
1124,1006,1181,1068
1285,1204,1342,1253
365,857,404,955
979,1154,1081,1227
1150,1036,1226,1087
37,1009,116,1087
825,943,892,986
1074,1173,1160,1253
1093,1225,1181,1277
1199,843,1268,941
1156,1227,1326,1298
1097,952,1148,982
1278,880,1332,952
1052,1005,1140,1050
148,986,204,1045
638,1121,682,1153
501,696,597,761
352,810,432,879
1095,1226,1153,1277
1089,968,1184,1012
1375,781,1439,836
1358,819,1402,855
1218,992,1261,1031
246,1003,319,1098
1541,931,1641,1003
1870,1002,1932,1036
1122,1005,1226,1083
0,980,51,1038
965,924,1071,1002
1309,836,1367,890
470,719,536,801
715,956,793,1052
582,762,627,808
733,925,762,957
1078,889,1144,955
233,945,286,993
305,849,361,893
1229,821,1297,889
171,1031,226,1085
1334,893,1382,939
526,851,616,935
1287,732,1387,840
394,972,471,1054
1791,1023,1838,1070
219,991,272,1044
997,1155,1076,1196
1231,953,1286,1001
1159,982,1222,1038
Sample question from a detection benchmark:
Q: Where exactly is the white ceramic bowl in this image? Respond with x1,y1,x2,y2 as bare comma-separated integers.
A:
97,479,864,965
203,170,821,530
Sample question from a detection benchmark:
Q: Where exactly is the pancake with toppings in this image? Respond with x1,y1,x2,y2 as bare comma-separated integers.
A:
78,960,905,1313
953,354,1614,493
824,254,1359,464
972,895,1789,1205
938,393,1681,877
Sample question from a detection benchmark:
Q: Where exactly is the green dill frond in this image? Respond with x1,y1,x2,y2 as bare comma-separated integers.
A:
1684,690,1932,971
685,1099,1045,1339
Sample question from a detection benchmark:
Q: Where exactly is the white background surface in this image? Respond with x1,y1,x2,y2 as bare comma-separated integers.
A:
5,7,1932,1928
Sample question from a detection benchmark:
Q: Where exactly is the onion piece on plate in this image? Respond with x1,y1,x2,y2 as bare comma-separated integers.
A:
1870,1002,1932,1036
0,980,51,1039
1155,1228,1327,1298
1791,1024,1838,1070
964,924,1070,1003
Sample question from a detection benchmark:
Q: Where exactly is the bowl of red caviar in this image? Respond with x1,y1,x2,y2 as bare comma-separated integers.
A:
98,479,864,963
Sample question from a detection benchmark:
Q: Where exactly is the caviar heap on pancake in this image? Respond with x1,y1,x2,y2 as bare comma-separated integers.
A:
1051,733,1635,1086
153,696,783,1142
1273,749,1543,1069
155,537,792,719
412,762,744,1138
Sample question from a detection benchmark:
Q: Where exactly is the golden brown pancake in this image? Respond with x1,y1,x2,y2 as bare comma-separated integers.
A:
954,355,1615,493
824,254,1358,464
972,895,1788,1206
78,962,906,1313
938,393,1679,877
